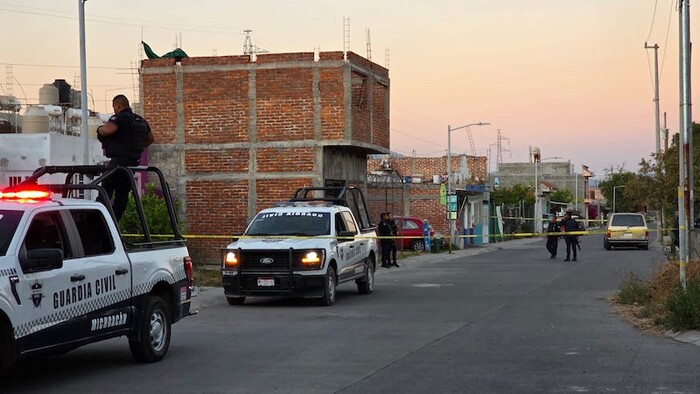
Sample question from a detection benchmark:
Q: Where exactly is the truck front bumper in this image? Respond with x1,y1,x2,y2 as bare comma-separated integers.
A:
223,272,326,298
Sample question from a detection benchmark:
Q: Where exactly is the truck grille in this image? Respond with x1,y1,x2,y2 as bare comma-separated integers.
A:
240,250,291,271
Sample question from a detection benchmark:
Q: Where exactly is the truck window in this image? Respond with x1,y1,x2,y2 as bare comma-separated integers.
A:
23,212,72,259
70,209,116,256
335,213,347,234
341,211,357,234
246,212,331,236
0,210,24,256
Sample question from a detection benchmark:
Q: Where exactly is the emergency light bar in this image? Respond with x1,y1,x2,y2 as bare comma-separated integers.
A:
0,188,51,203
273,201,333,208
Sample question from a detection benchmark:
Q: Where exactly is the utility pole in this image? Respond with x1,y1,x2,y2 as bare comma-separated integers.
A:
678,0,692,290
645,43,661,157
646,42,662,247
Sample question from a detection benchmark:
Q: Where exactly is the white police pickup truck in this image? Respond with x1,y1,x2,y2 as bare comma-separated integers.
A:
0,165,194,370
222,187,378,306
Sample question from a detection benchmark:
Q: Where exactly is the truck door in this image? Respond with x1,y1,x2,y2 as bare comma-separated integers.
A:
338,211,364,281
16,209,130,352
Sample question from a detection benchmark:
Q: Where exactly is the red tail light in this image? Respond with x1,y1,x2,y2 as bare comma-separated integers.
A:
645,230,649,239
606,230,611,238
184,256,194,286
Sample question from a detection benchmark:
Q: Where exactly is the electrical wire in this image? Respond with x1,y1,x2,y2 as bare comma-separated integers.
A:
659,0,674,75
0,6,242,36
644,0,659,43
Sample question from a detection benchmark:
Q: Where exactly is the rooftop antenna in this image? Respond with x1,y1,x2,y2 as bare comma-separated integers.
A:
244,29,253,55
343,17,350,60
365,28,372,60
5,65,13,97
385,48,390,69
243,30,269,59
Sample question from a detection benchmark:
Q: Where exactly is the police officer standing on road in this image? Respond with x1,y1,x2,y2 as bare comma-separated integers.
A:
96,94,154,221
386,212,399,267
378,213,393,268
558,211,579,261
545,216,559,259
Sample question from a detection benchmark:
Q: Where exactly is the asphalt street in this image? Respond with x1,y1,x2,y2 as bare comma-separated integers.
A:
4,232,700,393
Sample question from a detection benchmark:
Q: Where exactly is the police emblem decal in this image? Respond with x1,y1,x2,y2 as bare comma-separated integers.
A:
31,282,43,307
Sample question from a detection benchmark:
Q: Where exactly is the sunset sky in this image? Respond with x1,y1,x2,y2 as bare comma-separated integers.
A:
1,0,697,179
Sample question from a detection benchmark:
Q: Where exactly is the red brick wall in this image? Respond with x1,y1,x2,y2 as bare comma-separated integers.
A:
184,70,249,144
142,73,177,143
368,155,487,182
257,68,314,141
185,149,249,173
185,180,249,262
256,178,314,211
257,148,315,172
319,68,345,140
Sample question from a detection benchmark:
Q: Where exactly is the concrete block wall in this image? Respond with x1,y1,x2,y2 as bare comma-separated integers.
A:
141,51,389,263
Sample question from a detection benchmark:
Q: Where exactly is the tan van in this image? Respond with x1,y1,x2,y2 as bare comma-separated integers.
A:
604,213,649,250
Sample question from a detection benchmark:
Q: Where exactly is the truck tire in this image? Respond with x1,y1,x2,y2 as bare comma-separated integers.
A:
129,296,171,363
319,266,336,306
227,296,245,305
356,256,375,294
0,319,16,371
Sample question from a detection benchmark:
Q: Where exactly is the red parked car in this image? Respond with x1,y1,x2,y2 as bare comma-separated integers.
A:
394,216,434,252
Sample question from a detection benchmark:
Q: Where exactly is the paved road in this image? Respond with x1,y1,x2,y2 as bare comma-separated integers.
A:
4,233,700,393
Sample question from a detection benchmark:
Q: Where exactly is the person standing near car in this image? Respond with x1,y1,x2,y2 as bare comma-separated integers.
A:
377,213,393,268
96,94,154,221
558,211,579,261
386,212,399,267
545,216,559,259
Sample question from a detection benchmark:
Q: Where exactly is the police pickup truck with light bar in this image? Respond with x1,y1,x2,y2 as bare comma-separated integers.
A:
222,187,377,306
0,165,194,370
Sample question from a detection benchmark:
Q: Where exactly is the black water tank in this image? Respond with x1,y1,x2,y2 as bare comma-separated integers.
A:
52,79,72,105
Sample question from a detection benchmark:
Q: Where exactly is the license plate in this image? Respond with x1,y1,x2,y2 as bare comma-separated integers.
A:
257,278,275,287
623,233,633,238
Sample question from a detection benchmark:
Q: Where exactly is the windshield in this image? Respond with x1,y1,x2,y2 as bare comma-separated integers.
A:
0,210,24,256
611,214,645,227
246,211,331,236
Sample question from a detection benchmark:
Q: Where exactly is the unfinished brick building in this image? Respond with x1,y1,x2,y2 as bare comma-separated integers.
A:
367,154,489,245
140,52,389,262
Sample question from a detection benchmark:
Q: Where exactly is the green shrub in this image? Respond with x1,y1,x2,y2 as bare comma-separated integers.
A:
617,272,652,305
665,280,700,331
119,183,185,240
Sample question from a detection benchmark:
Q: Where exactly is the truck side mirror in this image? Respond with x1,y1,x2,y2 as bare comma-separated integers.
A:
21,248,64,273
337,230,355,243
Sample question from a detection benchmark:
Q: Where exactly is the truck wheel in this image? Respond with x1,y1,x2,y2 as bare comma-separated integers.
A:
319,266,336,306
0,320,16,371
129,296,171,363
227,296,245,305
356,256,375,294
411,240,425,252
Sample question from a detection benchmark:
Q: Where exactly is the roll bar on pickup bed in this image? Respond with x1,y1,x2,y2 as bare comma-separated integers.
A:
290,186,375,231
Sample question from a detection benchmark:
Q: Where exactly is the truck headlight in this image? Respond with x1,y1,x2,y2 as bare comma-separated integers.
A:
223,251,238,269
297,250,324,269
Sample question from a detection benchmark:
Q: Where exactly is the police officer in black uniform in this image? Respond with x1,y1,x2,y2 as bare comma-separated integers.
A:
386,212,399,267
96,94,154,221
378,213,393,268
557,211,579,261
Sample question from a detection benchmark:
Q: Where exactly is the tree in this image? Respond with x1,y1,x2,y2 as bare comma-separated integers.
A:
491,183,534,206
549,189,573,205
599,166,637,213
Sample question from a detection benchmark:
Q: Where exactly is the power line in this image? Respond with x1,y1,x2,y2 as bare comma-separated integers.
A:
644,0,659,43
0,6,243,36
0,62,129,70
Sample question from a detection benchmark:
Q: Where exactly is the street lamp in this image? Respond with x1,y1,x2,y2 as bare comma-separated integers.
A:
447,122,490,252
613,185,626,213
534,156,562,234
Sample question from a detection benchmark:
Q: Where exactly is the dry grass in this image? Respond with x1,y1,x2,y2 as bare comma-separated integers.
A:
613,260,700,334
194,266,222,287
